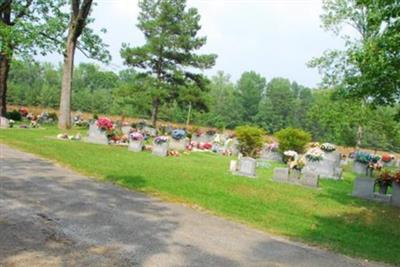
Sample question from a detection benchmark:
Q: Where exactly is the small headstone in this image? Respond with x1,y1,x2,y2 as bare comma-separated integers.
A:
301,170,319,187
229,160,238,172
152,142,169,157
273,168,289,183
234,157,256,178
144,126,157,137
391,183,400,207
353,162,368,175
128,140,143,152
0,116,9,128
86,122,108,145
352,177,375,199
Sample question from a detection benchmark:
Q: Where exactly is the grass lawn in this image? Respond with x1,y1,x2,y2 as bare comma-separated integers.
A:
1,126,399,265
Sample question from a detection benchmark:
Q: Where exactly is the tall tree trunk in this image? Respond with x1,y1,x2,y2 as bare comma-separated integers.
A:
151,98,159,128
186,102,192,127
356,124,363,150
59,35,76,129
0,55,10,117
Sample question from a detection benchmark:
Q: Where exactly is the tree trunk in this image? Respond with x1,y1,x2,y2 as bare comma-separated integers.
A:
58,35,76,129
151,98,159,128
186,102,192,127
0,55,10,117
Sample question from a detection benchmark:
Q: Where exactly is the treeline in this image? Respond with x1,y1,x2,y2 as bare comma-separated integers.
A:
7,60,400,152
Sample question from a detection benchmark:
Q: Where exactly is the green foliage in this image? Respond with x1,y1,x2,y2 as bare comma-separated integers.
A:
5,110,21,121
275,127,311,153
235,126,265,158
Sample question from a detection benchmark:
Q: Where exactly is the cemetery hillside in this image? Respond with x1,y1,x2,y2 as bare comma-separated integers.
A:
0,0,399,266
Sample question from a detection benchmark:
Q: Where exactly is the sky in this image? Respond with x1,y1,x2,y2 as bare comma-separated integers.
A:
44,0,347,88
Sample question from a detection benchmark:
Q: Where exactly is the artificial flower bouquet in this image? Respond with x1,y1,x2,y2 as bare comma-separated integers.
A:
171,129,186,140
355,151,380,164
96,117,113,131
129,132,144,141
381,154,394,163
154,136,169,145
305,147,324,162
266,142,279,152
320,143,336,152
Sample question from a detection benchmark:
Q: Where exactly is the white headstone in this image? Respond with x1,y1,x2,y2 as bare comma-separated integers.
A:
121,126,132,136
128,140,143,152
0,116,9,128
152,142,169,157
169,138,189,151
229,160,238,172
273,168,289,183
86,122,108,145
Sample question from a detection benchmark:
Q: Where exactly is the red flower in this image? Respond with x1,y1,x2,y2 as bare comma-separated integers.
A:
381,154,392,162
96,117,113,131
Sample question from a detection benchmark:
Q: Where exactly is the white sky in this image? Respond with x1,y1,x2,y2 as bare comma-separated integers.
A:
44,0,347,88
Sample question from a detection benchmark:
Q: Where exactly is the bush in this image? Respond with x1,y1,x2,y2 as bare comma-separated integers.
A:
235,126,265,158
275,128,311,153
6,110,22,121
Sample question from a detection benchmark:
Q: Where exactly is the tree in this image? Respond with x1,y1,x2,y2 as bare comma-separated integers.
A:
121,0,216,128
256,78,295,133
236,71,266,123
58,0,110,129
0,0,65,116
309,0,399,106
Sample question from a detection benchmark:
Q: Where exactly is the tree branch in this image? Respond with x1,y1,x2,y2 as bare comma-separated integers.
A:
13,0,33,22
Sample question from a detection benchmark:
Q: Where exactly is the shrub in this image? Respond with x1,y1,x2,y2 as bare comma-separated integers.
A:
235,126,265,158
275,128,311,153
6,110,22,121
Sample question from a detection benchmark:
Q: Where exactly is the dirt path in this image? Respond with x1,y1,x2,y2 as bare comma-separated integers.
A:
0,144,390,267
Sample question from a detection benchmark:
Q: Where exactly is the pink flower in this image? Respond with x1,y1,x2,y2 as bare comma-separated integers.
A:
97,117,113,131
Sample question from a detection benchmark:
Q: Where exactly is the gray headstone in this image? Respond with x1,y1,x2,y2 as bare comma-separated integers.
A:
288,169,302,181
391,182,400,207
152,142,169,157
128,140,143,152
229,160,238,172
235,157,256,178
86,122,108,145
304,151,341,180
353,161,368,175
352,177,375,199
301,170,320,187
0,116,9,128
169,138,189,151
121,126,132,136
273,168,289,183
261,150,283,162
144,126,157,137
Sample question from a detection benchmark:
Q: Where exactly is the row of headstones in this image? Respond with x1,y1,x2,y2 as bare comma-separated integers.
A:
352,177,400,207
262,149,343,180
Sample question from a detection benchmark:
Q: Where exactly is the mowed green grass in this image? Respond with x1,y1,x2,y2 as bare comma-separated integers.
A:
1,127,399,265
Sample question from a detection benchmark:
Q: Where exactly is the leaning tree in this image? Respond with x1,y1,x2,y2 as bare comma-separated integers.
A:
121,0,217,128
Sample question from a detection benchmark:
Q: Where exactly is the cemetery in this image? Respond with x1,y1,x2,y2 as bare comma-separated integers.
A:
1,0,399,266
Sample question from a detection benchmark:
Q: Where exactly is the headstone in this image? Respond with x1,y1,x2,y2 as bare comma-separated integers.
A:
256,159,271,169
86,122,108,145
128,140,143,152
288,169,302,181
391,183,400,207
121,126,132,136
301,170,320,187
152,142,169,157
169,138,189,151
234,157,256,178
273,168,289,183
143,126,157,137
353,161,368,175
352,177,375,199
0,116,9,128
303,151,342,180
261,150,283,162
229,160,238,172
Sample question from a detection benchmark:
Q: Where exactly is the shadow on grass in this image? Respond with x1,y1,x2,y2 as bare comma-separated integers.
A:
105,174,147,190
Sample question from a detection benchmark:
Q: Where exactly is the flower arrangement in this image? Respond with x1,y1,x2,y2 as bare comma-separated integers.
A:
19,107,29,117
154,136,169,145
354,151,380,164
320,143,336,152
129,132,144,141
9,119,15,128
381,154,394,163
171,129,186,140
284,150,298,159
289,158,305,171
305,147,324,162
198,142,212,150
97,117,113,131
